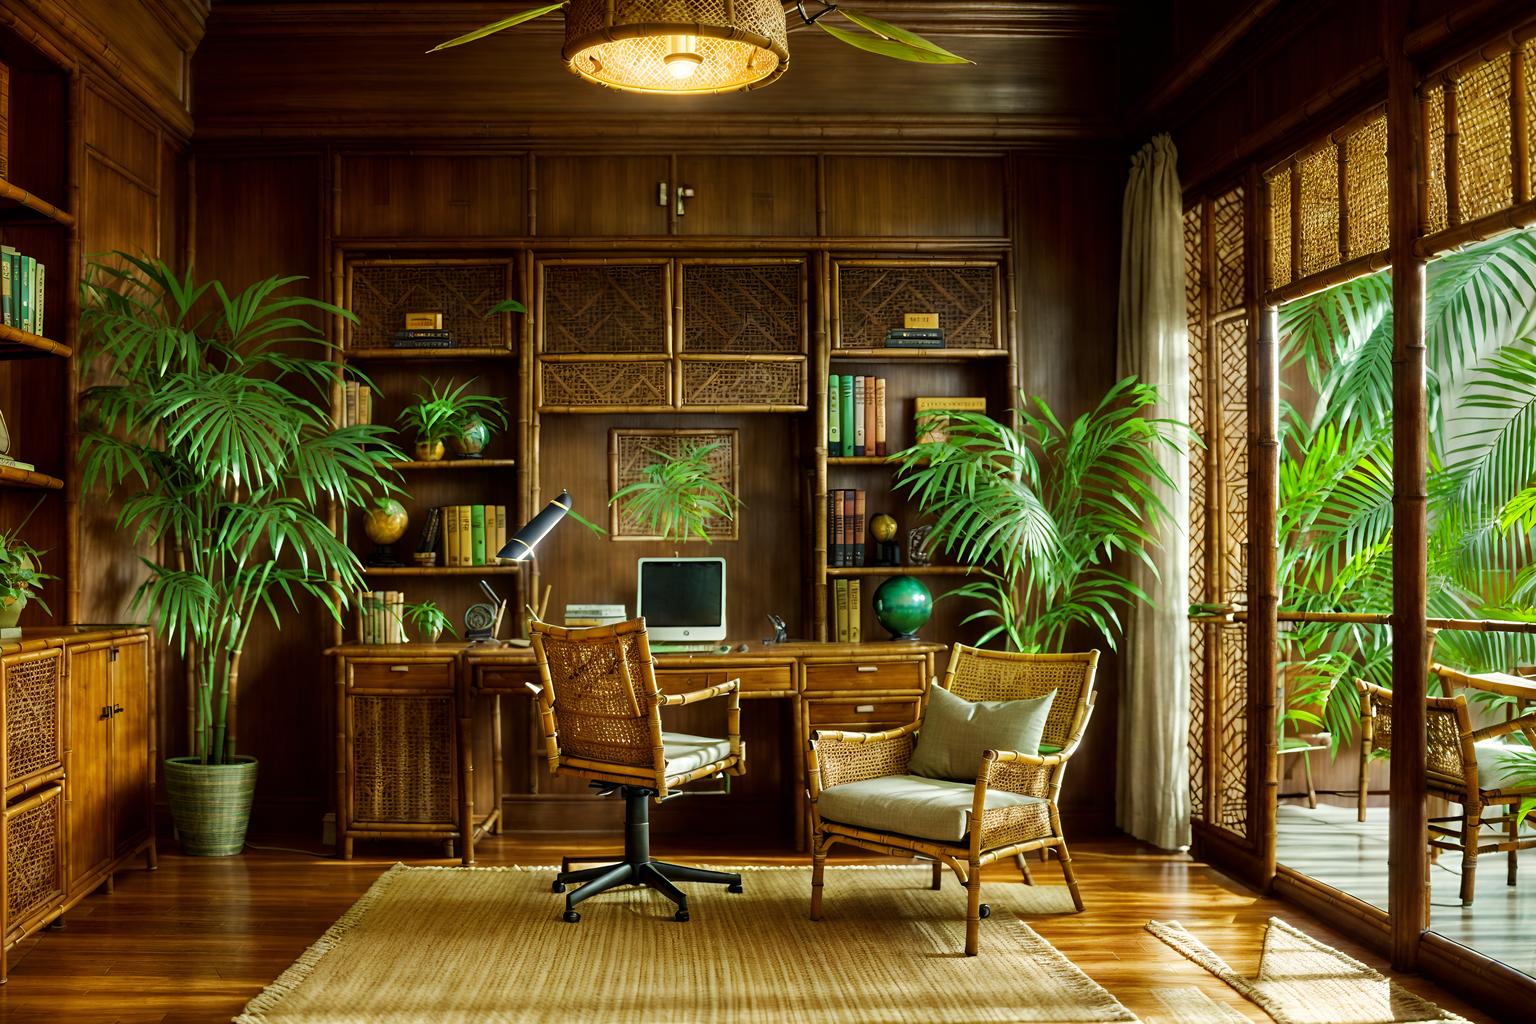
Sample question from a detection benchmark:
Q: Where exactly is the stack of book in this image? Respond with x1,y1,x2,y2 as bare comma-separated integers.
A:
884,327,944,348
339,381,373,428
357,591,405,644
827,375,886,457
831,578,862,642
437,504,510,566
1,245,45,336
0,451,35,473
827,488,866,567
392,329,453,349
564,603,626,627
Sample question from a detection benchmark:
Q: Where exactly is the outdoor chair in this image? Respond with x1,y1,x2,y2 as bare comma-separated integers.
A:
806,645,1099,955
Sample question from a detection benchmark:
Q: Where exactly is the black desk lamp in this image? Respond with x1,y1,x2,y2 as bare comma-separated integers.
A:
469,490,571,643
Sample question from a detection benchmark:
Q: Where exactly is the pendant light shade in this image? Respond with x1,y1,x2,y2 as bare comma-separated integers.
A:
562,0,790,95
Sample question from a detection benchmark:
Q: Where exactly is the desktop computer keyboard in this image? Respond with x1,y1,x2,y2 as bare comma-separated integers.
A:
649,641,730,654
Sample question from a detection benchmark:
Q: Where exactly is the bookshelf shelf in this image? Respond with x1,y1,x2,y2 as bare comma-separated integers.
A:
363,565,521,577
0,180,75,227
827,456,893,466
389,459,517,471
827,566,976,578
0,324,71,358
830,348,1007,361
0,465,63,489
344,347,516,360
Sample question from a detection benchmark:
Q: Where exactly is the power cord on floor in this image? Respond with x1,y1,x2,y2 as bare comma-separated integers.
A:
242,841,331,857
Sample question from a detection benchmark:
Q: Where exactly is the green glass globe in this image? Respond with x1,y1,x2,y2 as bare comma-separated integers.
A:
871,575,932,641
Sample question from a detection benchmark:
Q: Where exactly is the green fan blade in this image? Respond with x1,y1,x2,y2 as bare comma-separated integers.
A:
429,2,567,53
819,14,972,65
835,8,973,62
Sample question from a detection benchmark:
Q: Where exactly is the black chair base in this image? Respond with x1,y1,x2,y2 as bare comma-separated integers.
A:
553,784,743,922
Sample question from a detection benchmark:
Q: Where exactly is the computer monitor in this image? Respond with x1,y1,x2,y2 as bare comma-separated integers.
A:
636,557,727,643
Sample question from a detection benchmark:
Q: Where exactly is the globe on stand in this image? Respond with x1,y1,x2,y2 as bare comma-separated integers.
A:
363,498,408,567
871,575,932,640
870,513,900,565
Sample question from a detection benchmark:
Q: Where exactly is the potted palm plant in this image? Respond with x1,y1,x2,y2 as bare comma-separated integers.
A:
0,524,52,629
609,440,741,543
78,253,403,856
397,378,508,461
890,377,1188,651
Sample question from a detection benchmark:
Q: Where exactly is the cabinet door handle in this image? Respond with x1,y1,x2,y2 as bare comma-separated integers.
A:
657,181,669,207
112,704,124,716
675,185,695,216
855,704,875,713
390,665,410,673
855,665,879,673
100,705,113,720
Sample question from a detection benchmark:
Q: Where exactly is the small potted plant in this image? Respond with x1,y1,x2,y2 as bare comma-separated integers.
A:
403,600,457,643
0,528,53,629
397,379,508,461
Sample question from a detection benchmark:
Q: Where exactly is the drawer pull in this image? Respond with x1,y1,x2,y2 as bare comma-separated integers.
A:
855,666,878,673
855,704,875,713
389,665,410,673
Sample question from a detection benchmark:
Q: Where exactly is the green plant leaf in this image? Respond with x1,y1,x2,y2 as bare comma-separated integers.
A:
428,3,567,53
833,8,973,62
817,17,972,65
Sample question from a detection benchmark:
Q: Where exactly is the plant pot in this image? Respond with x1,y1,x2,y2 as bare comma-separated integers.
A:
163,755,259,856
414,439,446,462
0,591,26,628
448,415,490,457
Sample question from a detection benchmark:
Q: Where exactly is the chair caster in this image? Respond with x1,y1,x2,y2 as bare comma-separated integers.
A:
727,882,743,894
551,881,566,893
563,910,581,923
674,910,690,922
978,905,991,919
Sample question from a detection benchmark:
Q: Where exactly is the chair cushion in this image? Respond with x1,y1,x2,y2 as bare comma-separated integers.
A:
908,684,1056,781
816,774,1043,842
662,732,732,776
1474,738,1531,789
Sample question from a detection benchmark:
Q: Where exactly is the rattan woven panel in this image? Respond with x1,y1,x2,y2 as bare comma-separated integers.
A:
348,263,508,350
6,789,62,925
611,429,738,540
4,654,60,788
1297,147,1341,279
1184,205,1204,329
1425,705,1466,782
1526,40,1536,202
541,264,668,355
979,800,1052,849
1186,200,1208,822
836,264,998,349
1217,317,1249,605
682,263,802,354
947,655,1087,751
1265,167,1292,290
1457,54,1515,224
1212,187,1245,311
815,734,914,790
1189,624,1207,820
1344,115,1389,259
1218,623,1249,836
987,759,1050,800
1424,82,1449,236
681,359,804,408
351,695,454,824
540,360,671,409
542,633,654,767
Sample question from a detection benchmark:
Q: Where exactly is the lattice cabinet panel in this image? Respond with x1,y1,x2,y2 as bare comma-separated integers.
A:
4,784,64,942
345,259,515,352
680,358,805,410
539,260,670,355
1420,38,1536,250
350,694,456,825
833,260,1003,350
680,260,805,355
3,650,62,791
539,360,672,411
609,428,739,540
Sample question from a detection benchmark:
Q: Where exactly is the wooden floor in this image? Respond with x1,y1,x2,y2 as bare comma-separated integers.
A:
1,831,1505,1024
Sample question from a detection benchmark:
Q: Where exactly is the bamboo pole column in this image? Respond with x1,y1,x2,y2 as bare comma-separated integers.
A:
1386,0,1429,972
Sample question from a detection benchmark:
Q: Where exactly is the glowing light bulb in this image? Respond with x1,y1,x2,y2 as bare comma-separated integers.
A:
664,34,701,80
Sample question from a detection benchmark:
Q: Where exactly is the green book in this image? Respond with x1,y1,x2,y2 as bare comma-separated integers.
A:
839,375,855,458
470,504,487,566
19,254,33,335
0,249,11,328
828,374,842,456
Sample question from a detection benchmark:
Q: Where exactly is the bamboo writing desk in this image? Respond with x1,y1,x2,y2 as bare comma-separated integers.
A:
459,639,946,864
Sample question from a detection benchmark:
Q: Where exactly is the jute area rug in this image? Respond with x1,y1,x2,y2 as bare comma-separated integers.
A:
236,864,1138,1024
1148,917,1470,1024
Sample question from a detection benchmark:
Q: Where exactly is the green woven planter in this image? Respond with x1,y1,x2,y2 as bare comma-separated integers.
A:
163,755,258,856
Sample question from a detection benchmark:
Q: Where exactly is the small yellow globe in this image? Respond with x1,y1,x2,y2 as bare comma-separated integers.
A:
870,513,898,543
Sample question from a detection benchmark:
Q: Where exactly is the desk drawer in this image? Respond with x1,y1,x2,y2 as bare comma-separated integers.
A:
348,660,454,691
806,697,920,731
477,666,537,694
802,660,925,693
655,670,724,695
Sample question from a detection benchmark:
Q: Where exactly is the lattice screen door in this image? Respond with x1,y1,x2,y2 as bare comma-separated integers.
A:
1185,186,1252,843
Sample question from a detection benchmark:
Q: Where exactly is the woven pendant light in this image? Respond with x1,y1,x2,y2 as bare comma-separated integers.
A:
562,0,790,95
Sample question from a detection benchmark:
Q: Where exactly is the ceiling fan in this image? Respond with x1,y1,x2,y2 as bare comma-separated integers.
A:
430,1,972,96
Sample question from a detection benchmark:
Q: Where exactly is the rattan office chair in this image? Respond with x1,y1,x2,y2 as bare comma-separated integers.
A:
528,618,747,922
806,645,1099,956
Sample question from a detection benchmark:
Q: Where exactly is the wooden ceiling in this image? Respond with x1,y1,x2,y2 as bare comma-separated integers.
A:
193,1,1131,143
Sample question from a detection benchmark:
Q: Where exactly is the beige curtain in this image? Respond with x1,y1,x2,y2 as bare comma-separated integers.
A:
1115,134,1191,850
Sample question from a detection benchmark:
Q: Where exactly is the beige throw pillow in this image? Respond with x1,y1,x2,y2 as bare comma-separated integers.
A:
908,684,1056,781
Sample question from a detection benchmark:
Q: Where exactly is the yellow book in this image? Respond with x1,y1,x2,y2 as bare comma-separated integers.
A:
445,505,463,567
494,505,507,563
834,578,849,643
849,579,861,643
904,312,939,329
913,395,987,445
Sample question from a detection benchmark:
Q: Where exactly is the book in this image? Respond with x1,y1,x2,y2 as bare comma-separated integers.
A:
404,312,443,330
884,335,944,349
828,374,842,457
343,381,357,428
18,254,32,335
416,507,443,556
904,313,940,329
0,627,20,640
842,489,856,571
1,247,12,327
839,375,855,460
915,395,988,444
444,505,462,566
852,490,866,567
830,489,844,567
875,378,887,456
886,328,946,339
358,385,371,426
565,603,626,619
848,579,862,643
33,261,43,336
853,376,866,456
865,377,878,459
833,578,850,643
493,505,507,563
0,454,36,472
470,504,487,565
459,505,474,566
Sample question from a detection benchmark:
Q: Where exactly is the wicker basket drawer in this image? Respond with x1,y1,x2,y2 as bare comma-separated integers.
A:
802,660,925,693
349,694,456,826
348,660,454,692
3,649,63,792
806,697,921,731
5,782,65,941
